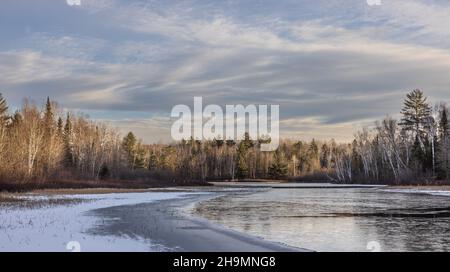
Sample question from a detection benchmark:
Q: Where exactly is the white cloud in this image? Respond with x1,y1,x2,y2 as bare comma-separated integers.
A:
381,1,450,42
2,0,450,143
27,33,107,60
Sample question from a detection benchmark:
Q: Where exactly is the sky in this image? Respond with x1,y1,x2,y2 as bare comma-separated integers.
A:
1,0,450,143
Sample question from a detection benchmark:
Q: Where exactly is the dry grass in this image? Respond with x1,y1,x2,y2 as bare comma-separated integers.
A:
210,179,289,183
0,185,206,204
30,187,195,195
0,192,23,203
0,178,210,193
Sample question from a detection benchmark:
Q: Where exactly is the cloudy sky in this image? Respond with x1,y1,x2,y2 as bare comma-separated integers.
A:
1,0,450,143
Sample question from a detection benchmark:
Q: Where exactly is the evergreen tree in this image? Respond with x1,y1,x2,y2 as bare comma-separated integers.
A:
236,156,248,178
122,132,139,170
400,89,432,169
411,136,426,171
268,151,288,179
236,133,253,179
148,152,159,170
57,117,64,138
306,139,319,172
438,105,450,179
241,132,254,149
43,97,55,146
400,89,432,137
236,141,249,179
439,105,449,137
99,164,110,180
351,139,362,175
43,97,55,174
135,142,147,169
43,97,54,128
320,143,330,169
63,113,74,167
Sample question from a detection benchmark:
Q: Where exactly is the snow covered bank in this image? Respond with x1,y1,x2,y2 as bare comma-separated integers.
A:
381,188,450,197
0,191,197,252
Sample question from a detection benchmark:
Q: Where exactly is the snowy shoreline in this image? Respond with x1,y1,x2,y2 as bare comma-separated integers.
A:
0,191,197,251
0,189,306,252
3,185,449,252
381,188,450,197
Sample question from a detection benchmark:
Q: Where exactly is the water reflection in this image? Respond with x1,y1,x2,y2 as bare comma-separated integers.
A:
194,188,450,252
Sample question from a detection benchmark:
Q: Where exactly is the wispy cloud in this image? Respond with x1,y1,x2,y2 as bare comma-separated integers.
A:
1,0,450,142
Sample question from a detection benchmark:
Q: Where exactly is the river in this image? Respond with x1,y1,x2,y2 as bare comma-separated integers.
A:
193,186,450,252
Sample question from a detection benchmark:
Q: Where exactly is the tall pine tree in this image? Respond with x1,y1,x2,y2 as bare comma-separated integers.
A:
122,132,146,170
438,104,450,179
63,113,74,167
236,133,253,179
43,97,55,174
400,89,432,137
400,89,432,170
57,117,64,139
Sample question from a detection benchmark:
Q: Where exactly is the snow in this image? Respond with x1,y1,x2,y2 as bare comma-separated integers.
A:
381,188,450,197
0,191,196,252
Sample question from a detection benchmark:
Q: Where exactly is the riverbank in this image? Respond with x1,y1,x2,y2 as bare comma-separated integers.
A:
0,188,308,252
0,179,210,193
2,181,449,203
387,185,450,191
3,177,450,194
3,183,450,252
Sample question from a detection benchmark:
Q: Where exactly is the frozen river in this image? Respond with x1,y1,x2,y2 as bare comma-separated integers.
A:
194,186,450,252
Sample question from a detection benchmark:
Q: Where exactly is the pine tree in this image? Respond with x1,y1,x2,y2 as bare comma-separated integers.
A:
122,132,138,170
44,97,54,127
306,139,320,172
351,139,362,175
98,164,110,180
400,89,432,136
320,143,330,169
148,153,159,170
135,142,147,169
63,113,74,167
236,133,253,179
438,104,450,179
268,151,288,179
400,89,432,169
242,132,254,149
43,97,55,143
57,117,64,138
236,142,249,179
43,97,56,174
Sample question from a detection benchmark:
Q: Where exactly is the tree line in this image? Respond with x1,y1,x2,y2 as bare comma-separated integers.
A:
0,89,449,187
0,96,125,183
131,89,449,184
